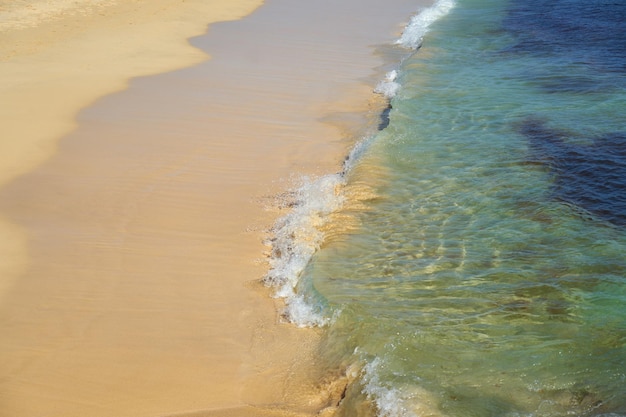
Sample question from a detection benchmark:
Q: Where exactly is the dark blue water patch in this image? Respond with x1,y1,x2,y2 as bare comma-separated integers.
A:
533,72,622,95
516,116,626,226
503,0,626,73
500,0,626,99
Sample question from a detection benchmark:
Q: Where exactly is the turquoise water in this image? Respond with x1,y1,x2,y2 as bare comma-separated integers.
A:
265,0,626,415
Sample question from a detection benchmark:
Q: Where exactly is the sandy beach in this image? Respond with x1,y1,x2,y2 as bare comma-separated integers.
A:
0,0,429,416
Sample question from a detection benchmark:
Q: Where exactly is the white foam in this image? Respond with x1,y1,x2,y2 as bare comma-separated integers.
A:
362,358,443,417
363,358,416,417
375,1,456,100
284,294,328,327
263,174,345,327
396,0,456,50
263,133,382,327
374,70,401,98
343,135,376,172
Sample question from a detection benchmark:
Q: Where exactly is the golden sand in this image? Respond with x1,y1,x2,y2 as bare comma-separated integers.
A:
1,1,269,416
0,0,264,313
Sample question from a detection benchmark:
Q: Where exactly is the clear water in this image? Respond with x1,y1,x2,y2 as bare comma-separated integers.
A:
265,0,626,415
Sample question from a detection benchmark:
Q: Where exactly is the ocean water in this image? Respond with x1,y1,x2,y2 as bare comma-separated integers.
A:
264,0,626,416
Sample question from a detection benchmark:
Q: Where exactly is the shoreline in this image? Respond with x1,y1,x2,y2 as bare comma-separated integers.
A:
0,0,431,416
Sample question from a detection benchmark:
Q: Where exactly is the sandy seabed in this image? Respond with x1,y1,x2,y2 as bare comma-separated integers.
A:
0,0,429,416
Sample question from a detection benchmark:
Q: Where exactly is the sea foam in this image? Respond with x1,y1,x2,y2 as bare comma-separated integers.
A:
263,174,345,327
396,0,456,49
263,134,379,327
374,70,401,98
362,358,442,417
376,0,456,98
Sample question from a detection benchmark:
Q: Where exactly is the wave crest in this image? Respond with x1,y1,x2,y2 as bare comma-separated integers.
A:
396,0,456,49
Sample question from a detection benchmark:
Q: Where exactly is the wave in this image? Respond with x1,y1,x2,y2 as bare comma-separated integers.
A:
396,0,456,50
262,137,376,326
263,173,345,327
262,0,457,327
374,70,401,99
363,358,442,417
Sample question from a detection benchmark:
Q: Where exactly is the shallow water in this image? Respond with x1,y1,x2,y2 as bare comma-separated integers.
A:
266,0,626,415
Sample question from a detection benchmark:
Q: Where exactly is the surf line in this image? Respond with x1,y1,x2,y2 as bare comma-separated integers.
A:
262,0,457,328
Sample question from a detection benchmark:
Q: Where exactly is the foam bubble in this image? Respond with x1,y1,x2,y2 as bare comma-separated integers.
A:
396,0,456,50
375,70,401,98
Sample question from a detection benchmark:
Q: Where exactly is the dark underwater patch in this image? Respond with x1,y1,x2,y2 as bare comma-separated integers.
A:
501,0,626,99
502,0,626,73
536,74,618,95
378,103,392,131
516,117,626,226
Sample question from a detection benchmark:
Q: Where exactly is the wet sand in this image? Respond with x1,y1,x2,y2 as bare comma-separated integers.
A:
0,0,430,416
0,0,263,305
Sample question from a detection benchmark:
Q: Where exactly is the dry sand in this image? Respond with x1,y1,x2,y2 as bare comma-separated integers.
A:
0,0,429,416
